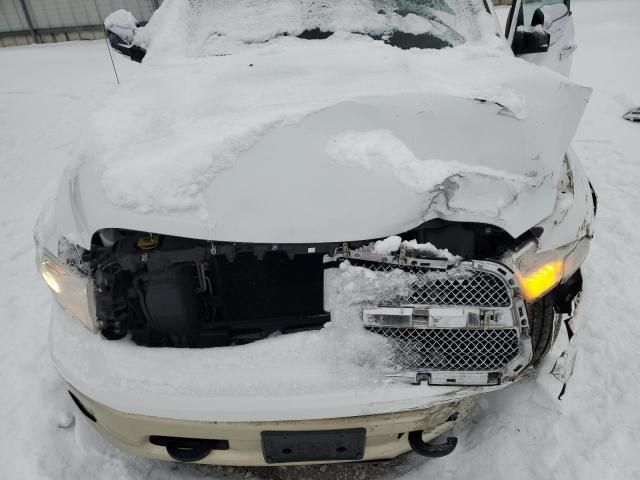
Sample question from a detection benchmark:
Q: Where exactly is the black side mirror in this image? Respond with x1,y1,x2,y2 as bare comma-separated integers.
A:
107,31,146,63
512,28,550,55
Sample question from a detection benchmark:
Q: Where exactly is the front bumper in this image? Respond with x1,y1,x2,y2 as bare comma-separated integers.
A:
60,317,579,466
67,384,473,466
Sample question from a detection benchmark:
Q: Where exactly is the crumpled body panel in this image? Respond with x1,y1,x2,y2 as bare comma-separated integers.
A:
54,83,589,250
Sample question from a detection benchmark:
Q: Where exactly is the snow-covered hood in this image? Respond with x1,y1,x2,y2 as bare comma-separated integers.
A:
57,36,590,249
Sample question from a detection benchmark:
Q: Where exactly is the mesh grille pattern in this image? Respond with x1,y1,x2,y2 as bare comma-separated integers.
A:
368,327,520,371
349,260,511,307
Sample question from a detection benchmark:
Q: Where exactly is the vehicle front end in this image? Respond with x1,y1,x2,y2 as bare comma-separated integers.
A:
35,0,595,467
36,162,593,464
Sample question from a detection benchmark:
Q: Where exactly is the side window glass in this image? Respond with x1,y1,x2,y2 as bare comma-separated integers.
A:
523,0,565,26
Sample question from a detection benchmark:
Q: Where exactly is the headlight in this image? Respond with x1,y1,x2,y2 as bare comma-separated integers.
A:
510,237,590,302
38,249,98,333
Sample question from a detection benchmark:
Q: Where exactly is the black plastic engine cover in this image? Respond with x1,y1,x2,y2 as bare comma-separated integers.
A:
142,265,202,344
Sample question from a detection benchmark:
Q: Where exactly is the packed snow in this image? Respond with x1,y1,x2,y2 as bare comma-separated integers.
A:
372,235,459,261
326,129,537,193
1,0,640,479
373,235,404,255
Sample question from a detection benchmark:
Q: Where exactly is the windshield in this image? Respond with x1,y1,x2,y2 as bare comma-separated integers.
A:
140,0,495,55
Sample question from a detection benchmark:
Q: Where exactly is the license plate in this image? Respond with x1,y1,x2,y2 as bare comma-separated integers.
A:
261,429,366,464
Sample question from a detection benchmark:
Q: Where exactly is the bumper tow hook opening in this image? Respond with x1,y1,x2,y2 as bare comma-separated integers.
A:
408,431,458,458
150,436,229,463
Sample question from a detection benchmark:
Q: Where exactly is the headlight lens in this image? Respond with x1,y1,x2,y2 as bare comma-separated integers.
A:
38,250,98,333
511,237,590,302
516,260,564,302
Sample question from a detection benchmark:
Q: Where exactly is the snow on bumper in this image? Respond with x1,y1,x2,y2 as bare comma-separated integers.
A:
50,304,509,423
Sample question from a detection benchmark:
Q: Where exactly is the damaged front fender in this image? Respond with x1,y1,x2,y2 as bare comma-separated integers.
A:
536,148,596,252
536,291,582,399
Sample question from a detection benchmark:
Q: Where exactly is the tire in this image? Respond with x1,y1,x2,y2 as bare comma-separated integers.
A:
527,293,557,365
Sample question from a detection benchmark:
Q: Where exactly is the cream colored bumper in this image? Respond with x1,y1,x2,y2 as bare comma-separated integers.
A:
68,385,473,466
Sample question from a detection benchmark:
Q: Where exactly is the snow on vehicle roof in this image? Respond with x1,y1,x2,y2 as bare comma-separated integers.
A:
135,0,495,57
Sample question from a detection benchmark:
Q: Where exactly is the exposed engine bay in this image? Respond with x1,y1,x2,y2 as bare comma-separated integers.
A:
86,221,524,349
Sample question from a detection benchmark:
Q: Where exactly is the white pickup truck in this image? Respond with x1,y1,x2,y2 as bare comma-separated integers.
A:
36,0,594,466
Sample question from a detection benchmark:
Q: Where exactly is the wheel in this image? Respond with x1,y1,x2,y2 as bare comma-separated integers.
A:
527,293,557,365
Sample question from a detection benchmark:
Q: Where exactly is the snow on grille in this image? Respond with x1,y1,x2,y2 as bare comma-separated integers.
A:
367,327,520,371
348,260,512,307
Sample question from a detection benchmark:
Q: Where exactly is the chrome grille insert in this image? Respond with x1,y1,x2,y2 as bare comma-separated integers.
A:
367,326,520,371
347,260,511,308
324,253,533,385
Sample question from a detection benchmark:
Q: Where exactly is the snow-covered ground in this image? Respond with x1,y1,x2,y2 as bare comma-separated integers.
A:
1,0,639,478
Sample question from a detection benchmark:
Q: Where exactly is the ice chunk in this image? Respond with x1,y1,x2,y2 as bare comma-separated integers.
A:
373,236,402,254
372,236,459,261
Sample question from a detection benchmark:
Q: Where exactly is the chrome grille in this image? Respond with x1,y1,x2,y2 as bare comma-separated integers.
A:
348,260,511,307
368,327,520,371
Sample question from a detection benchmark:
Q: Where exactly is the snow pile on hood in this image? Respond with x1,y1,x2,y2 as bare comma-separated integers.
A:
86,34,555,216
373,235,460,261
326,129,537,193
104,9,138,44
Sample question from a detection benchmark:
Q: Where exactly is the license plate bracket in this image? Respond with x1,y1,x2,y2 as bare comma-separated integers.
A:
261,428,366,464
